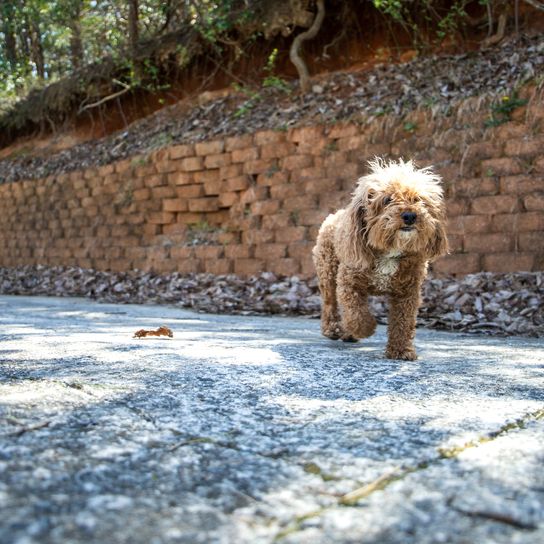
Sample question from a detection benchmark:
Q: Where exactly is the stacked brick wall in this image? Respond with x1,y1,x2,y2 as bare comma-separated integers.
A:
0,86,542,277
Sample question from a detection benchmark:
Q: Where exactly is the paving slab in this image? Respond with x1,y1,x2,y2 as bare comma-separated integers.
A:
0,295,543,544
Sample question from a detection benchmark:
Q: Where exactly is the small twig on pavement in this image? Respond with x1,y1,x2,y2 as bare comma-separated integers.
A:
340,466,402,505
451,505,537,531
9,420,51,437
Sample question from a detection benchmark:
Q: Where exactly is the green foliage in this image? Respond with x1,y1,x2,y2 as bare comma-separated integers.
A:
262,48,291,93
484,92,528,127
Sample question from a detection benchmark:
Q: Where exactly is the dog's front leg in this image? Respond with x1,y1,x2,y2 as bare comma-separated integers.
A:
385,292,420,360
336,264,377,342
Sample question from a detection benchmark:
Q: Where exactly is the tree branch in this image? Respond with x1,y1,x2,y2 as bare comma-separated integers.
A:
523,0,544,11
289,0,326,93
78,79,132,114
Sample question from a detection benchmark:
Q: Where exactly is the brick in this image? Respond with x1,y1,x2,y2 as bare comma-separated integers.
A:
447,215,491,235
192,170,218,185
176,259,203,274
524,192,544,211
288,125,324,144
290,166,325,181
147,212,175,225
471,195,519,215
275,226,307,243
225,245,250,259
281,155,313,171
270,184,301,201
481,158,522,176
326,123,359,139
176,185,204,199
188,198,219,212
232,147,259,163
251,200,280,215
254,130,287,146
152,186,175,199
234,258,263,276
162,223,187,236
225,176,250,192
260,142,297,159
256,171,289,187
519,232,544,252
504,137,543,158
203,179,222,195
155,159,180,174
204,259,232,275
194,245,224,259
219,164,243,179
225,134,253,152
491,212,544,232
464,233,515,253
170,247,195,260
453,177,498,197
195,140,224,156
283,195,317,212
297,136,329,156
169,144,194,159
204,153,231,169
255,244,286,260
144,174,166,188
499,176,542,194
218,192,239,208
299,209,328,226
168,172,193,185
216,231,239,245
337,135,367,152
322,151,349,167
243,159,277,175
534,157,544,173
164,199,189,212
133,163,155,178
240,187,268,205
431,253,481,275
304,178,341,194
179,157,203,171
114,159,132,175
482,253,534,273
269,257,301,276
447,198,470,217
242,229,274,245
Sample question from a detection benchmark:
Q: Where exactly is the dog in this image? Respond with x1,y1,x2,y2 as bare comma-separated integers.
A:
312,158,448,360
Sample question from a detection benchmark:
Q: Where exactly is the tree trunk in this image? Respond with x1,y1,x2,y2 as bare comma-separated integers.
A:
0,0,18,70
29,18,45,78
69,1,84,70
289,0,326,93
128,0,139,58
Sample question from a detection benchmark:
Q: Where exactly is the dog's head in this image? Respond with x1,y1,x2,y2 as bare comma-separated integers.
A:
343,158,449,263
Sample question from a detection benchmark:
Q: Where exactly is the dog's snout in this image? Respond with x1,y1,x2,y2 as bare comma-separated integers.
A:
401,211,417,225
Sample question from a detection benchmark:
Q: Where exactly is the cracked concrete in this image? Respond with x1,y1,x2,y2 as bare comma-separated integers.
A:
0,295,543,544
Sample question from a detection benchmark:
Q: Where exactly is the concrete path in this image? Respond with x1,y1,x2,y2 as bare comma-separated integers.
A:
0,295,543,544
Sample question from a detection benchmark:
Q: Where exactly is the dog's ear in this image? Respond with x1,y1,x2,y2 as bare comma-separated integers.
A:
336,194,373,268
425,202,449,261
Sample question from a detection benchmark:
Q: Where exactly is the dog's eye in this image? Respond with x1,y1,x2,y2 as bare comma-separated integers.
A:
383,196,392,206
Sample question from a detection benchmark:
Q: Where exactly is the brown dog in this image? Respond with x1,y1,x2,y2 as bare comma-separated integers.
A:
312,159,448,360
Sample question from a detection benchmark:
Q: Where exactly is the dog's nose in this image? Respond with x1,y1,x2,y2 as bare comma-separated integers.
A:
401,211,417,225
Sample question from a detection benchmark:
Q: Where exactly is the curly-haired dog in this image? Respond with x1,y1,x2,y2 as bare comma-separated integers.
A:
313,159,448,360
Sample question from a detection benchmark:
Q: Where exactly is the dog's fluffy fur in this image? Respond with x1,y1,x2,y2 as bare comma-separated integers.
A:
312,158,448,360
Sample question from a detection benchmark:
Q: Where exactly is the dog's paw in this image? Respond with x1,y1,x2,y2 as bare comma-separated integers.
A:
341,334,358,343
343,316,377,340
385,347,417,361
322,323,343,340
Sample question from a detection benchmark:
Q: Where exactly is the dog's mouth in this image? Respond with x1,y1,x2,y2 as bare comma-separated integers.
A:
400,226,415,232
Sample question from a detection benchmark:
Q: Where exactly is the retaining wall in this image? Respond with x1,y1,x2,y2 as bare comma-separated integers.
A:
1,86,543,277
